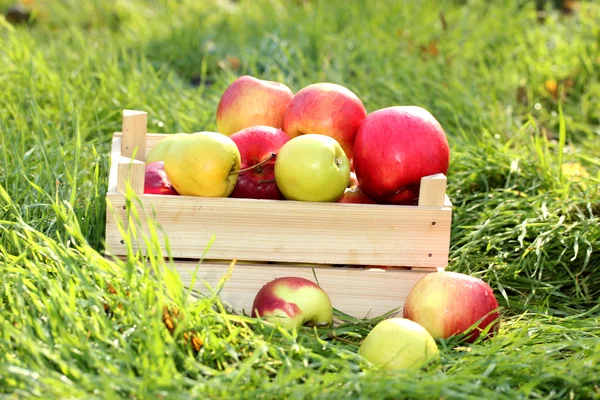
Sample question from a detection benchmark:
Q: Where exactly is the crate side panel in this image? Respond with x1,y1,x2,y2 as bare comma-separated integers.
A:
105,193,451,267
177,261,434,319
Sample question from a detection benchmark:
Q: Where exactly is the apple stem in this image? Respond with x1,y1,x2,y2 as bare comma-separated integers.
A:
230,152,277,175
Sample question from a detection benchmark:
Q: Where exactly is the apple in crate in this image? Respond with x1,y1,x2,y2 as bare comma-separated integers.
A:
403,271,500,343
358,318,439,371
164,132,241,197
274,134,350,202
216,75,294,136
282,82,367,159
252,277,333,330
144,161,179,195
229,126,291,200
353,106,450,205
337,185,376,204
145,133,189,163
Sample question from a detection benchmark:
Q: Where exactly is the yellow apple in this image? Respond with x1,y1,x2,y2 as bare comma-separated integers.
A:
274,134,350,202
145,133,189,164
163,132,241,197
358,318,439,371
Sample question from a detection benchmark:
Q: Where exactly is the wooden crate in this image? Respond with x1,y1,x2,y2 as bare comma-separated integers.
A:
104,110,453,319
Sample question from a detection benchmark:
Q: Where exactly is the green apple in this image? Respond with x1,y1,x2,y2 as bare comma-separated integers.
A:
358,318,439,371
145,133,189,163
274,134,350,202
163,132,241,197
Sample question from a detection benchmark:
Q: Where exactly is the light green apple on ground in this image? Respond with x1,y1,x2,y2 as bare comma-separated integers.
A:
274,134,350,202
358,318,439,371
145,133,189,163
163,132,241,197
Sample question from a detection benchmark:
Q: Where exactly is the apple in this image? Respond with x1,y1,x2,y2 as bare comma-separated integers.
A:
403,271,500,343
282,82,367,159
274,134,350,202
163,132,241,197
353,106,450,205
216,75,294,136
145,133,189,164
358,317,439,371
251,277,333,330
337,185,377,204
229,126,291,200
144,161,179,195
348,171,358,189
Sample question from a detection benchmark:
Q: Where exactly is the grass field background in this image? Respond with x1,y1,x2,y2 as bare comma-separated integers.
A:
1,0,599,398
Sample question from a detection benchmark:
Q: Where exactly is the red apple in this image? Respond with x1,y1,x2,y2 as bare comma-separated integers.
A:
337,185,377,204
144,161,179,195
216,75,294,135
252,277,333,330
229,126,291,200
353,106,450,205
282,82,367,159
403,271,500,343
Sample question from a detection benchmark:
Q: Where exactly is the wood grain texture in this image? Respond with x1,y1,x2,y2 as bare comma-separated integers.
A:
121,110,148,161
117,159,145,194
175,260,436,319
418,173,447,207
105,191,451,267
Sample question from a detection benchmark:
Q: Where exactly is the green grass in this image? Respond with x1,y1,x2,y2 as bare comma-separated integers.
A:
1,0,599,398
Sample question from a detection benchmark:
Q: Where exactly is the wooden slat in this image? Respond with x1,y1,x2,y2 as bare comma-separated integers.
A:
418,173,447,207
121,110,148,161
175,260,437,319
117,158,145,194
105,191,451,267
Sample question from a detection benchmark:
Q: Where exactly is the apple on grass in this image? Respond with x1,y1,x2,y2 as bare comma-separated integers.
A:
353,106,450,205
216,75,294,136
251,277,333,330
282,82,367,159
274,134,350,202
229,126,291,200
163,132,241,197
358,318,439,371
144,161,179,195
403,271,501,343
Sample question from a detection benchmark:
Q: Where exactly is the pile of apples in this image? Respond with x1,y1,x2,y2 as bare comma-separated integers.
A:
143,75,450,206
252,271,501,371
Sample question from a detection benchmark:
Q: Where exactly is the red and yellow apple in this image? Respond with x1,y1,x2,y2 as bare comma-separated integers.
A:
251,277,333,330
358,317,439,371
144,161,179,195
337,185,376,204
216,75,294,135
282,82,367,159
403,271,500,343
353,106,450,205
163,132,241,197
274,134,350,202
229,126,291,200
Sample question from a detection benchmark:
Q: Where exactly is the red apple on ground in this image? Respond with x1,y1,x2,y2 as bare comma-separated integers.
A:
251,277,333,330
403,271,500,343
144,161,179,195
229,126,291,200
216,75,294,136
282,82,367,159
337,185,377,204
353,106,450,205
